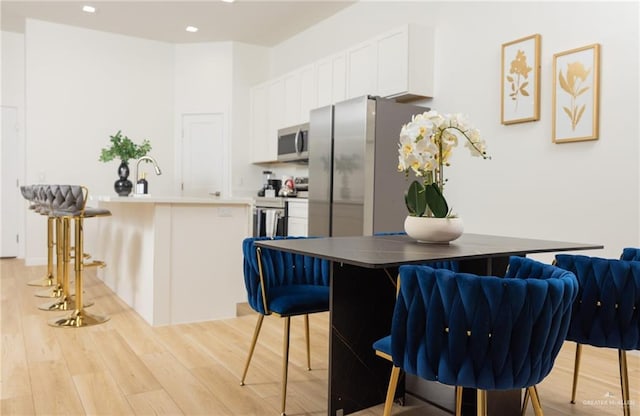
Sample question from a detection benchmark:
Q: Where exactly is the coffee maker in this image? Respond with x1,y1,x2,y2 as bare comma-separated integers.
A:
257,170,282,197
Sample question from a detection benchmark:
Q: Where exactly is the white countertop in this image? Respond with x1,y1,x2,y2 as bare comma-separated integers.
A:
93,194,254,205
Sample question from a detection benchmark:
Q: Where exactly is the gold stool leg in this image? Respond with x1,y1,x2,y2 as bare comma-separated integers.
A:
49,216,108,327
455,386,463,416
28,216,56,287
39,217,75,310
34,217,64,297
304,314,311,371
528,386,543,416
477,389,487,416
522,387,530,416
383,366,401,416
619,350,631,416
571,343,582,404
280,317,291,416
240,314,264,386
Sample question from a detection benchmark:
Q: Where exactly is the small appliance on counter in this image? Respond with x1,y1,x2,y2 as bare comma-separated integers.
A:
293,177,309,198
278,176,297,197
257,170,282,197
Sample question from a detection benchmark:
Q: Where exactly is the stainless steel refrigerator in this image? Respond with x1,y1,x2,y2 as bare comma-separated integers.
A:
308,95,428,237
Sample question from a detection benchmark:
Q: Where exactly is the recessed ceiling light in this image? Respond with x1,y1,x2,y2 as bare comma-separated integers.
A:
221,0,235,3
82,5,96,13
186,26,199,33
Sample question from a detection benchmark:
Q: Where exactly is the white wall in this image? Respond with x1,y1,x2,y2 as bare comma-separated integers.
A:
24,19,175,263
270,1,639,260
1,31,26,258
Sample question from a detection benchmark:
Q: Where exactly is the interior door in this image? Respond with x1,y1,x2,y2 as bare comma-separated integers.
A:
180,113,225,196
1,106,19,257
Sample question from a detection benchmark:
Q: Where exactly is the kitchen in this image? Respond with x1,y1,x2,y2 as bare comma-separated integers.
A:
2,1,638,322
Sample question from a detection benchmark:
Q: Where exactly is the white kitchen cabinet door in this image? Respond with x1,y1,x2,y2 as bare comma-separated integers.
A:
331,52,347,104
287,217,308,237
250,83,272,163
299,64,316,123
346,40,377,99
316,58,332,108
376,24,434,99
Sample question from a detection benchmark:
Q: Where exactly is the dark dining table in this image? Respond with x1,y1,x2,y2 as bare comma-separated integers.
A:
255,233,603,416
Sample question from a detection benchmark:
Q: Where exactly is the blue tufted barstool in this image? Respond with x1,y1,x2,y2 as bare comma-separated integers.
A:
240,236,330,416
46,185,111,327
374,257,578,416
554,254,640,416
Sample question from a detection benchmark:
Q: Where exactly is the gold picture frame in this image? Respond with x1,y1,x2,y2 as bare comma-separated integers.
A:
552,44,600,143
501,34,541,125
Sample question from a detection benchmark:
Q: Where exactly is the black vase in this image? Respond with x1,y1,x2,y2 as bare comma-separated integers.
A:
114,161,133,196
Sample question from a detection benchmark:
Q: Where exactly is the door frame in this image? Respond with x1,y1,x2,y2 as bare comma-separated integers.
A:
1,105,24,258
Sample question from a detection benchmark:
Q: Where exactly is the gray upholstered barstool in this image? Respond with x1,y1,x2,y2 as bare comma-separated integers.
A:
20,185,57,288
47,185,112,327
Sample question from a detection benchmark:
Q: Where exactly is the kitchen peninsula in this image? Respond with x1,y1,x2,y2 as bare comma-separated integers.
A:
93,195,253,326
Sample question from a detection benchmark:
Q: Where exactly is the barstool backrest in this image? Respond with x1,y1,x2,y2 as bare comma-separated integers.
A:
49,185,87,216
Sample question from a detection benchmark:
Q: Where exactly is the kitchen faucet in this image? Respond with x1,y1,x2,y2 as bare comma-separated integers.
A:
134,155,162,194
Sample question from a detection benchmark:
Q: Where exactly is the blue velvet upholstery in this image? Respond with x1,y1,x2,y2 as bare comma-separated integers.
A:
389,257,578,391
242,236,330,316
620,247,640,261
554,254,640,350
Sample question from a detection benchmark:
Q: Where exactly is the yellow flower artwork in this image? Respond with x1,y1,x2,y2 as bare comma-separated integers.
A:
558,61,591,131
506,49,533,111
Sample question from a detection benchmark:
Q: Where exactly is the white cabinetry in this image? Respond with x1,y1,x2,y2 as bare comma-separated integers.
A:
283,71,301,127
375,24,434,100
299,64,316,123
287,199,308,237
346,41,377,99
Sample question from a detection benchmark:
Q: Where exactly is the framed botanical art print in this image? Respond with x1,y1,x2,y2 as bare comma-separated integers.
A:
501,34,541,125
552,44,600,143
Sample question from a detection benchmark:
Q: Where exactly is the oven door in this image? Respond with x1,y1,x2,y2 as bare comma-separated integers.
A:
253,207,287,237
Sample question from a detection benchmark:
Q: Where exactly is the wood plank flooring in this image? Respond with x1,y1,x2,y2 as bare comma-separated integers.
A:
1,258,638,415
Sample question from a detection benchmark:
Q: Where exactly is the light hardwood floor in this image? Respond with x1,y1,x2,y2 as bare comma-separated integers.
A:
1,258,638,415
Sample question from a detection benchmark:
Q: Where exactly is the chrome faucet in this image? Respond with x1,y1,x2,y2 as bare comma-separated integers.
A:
134,155,162,194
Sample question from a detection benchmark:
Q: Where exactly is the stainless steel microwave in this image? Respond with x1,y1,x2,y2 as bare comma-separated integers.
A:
277,122,309,162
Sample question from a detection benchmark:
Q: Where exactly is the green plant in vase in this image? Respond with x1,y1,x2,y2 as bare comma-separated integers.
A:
99,130,152,196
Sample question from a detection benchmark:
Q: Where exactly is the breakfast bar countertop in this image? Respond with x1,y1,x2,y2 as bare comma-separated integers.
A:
93,194,254,205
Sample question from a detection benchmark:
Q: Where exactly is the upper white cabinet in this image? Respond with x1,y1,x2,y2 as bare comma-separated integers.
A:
346,40,377,99
249,24,434,164
299,64,316,123
375,24,434,100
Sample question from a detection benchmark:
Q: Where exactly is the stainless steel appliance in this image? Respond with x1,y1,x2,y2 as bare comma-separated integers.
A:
308,95,427,237
253,197,287,237
277,122,309,162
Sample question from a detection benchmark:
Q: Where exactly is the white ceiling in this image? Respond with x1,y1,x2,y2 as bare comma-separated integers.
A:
0,0,356,46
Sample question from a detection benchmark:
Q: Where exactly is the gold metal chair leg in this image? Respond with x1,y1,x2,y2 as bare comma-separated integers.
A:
477,389,487,416
49,216,108,328
619,350,631,416
571,343,582,404
304,314,311,371
28,217,56,287
382,366,401,416
281,317,291,416
40,217,93,311
529,386,543,416
522,387,530,416
35,217,64,298
240,314,264,386
455,386,463,416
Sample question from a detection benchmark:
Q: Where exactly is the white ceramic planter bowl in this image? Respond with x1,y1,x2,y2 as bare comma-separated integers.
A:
404,215,464,244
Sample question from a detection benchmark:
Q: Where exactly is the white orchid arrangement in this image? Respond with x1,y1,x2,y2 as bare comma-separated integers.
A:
397,110,490,218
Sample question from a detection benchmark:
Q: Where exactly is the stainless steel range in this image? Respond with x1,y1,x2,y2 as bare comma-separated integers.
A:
253,197,287,237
